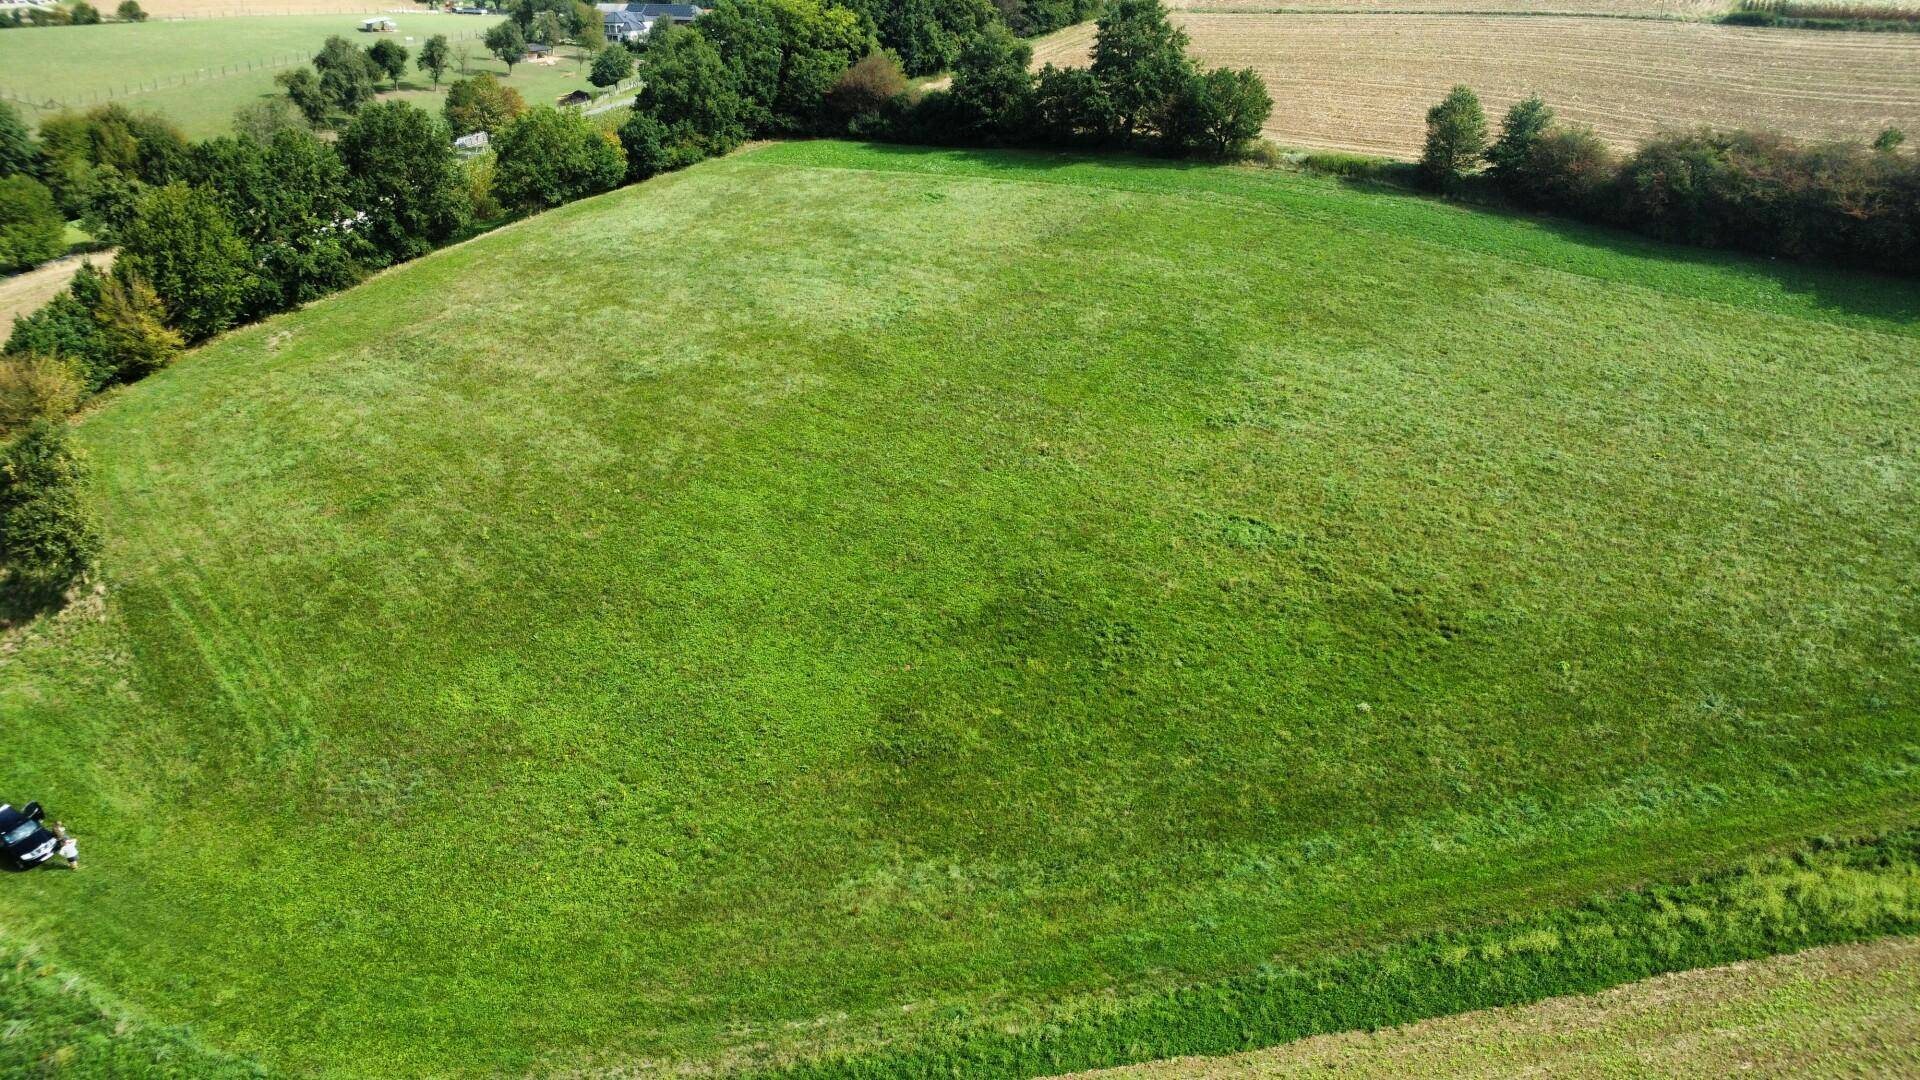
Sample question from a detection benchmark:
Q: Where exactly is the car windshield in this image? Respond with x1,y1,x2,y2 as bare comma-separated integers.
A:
2,821,39,845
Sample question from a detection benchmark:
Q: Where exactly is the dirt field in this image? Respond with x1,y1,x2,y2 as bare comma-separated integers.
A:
1063,936,1920,1080
0,250,114,331
1031,14,1920,157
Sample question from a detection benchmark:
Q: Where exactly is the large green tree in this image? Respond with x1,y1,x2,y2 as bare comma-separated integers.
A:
1161,66,1271,158
118,181,261,341
589,43,634,88
418,34,452,89
187,131,368,312
368,39,411,91
0,101,36,179
0,420,100,610
1090,0,1194,142
313,35,383,117
634,22,747,148
485,20,529,74
338,102,470,262
491,106,626,210
948,23,1033,144
0,175,65,273
1485,95,1552,188
1421,84,1488,191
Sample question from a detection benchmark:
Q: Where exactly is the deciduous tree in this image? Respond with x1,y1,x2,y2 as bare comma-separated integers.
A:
1420,84,1487,191
419,34,452,89
118,181,260,341
338,102,470,261
0,420,100,609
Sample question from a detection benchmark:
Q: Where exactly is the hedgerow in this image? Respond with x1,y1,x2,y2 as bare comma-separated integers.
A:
752,831,1920,1080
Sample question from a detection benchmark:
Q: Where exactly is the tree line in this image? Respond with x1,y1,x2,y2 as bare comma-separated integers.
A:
1421,86,1919,275
0,0,146,28
613,0,1270,183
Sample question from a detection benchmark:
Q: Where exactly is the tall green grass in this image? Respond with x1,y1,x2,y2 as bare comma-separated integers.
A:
766,832,1920,1079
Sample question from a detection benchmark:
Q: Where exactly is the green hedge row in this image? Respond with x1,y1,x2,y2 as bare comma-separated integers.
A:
757,830,1920,1079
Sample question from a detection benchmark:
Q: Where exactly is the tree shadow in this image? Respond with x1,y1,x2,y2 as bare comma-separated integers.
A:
838,142,1920,327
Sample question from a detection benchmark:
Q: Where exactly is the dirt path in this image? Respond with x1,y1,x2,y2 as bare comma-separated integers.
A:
0,250,116,332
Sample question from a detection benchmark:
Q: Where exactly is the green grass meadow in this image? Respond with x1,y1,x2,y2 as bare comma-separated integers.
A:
1,142,1916,1075
0,14,596,137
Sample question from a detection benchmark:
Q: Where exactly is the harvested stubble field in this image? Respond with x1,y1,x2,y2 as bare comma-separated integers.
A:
1031,14,1920,157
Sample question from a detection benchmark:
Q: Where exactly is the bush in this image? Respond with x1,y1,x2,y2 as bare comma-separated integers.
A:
1090,0,1193,142
94,271,182,379
69,1,101,24
826,51,908,127
1161,66,1270,158
463,149,502,221
1030,64,1114,146
0,355,82,436
616,109,714,182
0,175,65,272
115,0,145,19
1515,124,1614,213
1420,84,1487,191
4,264,113,391
0,420,99,609
491,106,627,211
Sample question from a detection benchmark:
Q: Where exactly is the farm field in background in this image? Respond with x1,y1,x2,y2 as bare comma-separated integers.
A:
0,13,597,138
1029,15,1920,157
2,141,1915,1076
1167,0,1732,13
131,0,400,16
1065,936,1920,1080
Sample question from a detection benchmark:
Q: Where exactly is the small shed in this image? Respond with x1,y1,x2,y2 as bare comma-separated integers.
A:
526,41,553,56
359,16,396,31
453,131,490,156
558,90,592,107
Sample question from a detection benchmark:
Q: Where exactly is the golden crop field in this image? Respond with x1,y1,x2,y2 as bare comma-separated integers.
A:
1031,14,1920,157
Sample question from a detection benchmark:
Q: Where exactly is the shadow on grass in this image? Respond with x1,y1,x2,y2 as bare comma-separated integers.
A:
830,141,1920,327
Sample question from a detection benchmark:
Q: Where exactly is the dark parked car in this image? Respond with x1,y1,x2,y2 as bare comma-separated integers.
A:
0,802,56,871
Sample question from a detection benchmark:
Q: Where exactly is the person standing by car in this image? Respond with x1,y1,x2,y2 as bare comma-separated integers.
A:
52,821,77,870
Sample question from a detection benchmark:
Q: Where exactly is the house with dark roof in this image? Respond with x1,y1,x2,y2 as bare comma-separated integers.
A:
598,2,702,41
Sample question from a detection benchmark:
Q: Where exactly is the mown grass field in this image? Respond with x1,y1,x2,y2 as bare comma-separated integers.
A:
1029,14,1920,157
0,13,594,137
1066,935,1920,1079
1,141,1917,1076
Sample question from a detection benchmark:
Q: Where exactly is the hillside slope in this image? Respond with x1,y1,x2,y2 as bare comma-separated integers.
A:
1,142,1916,1076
